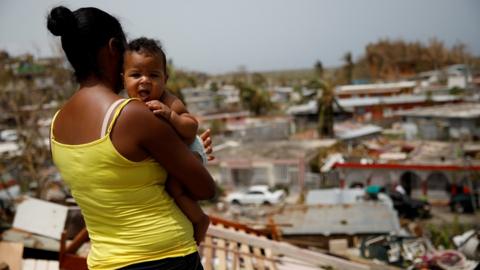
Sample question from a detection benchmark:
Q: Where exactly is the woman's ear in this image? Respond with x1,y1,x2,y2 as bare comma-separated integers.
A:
108,38,123,56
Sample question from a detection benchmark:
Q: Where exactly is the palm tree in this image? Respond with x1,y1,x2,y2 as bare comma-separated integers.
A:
236,81,273,116
342,52,354,84
317,80,334,138
314,60,324,79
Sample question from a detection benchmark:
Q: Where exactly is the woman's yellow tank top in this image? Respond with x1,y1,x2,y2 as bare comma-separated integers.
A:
50,99,196,270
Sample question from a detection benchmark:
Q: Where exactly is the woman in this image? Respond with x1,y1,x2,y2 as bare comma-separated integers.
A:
47,6,214,270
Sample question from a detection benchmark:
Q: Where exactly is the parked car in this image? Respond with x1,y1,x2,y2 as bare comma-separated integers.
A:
226,185,286,205
387,191,431,219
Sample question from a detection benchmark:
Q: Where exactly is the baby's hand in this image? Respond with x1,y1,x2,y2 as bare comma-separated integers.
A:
146,100,172,120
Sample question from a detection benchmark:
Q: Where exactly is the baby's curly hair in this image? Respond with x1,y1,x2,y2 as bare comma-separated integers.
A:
127,37,168,77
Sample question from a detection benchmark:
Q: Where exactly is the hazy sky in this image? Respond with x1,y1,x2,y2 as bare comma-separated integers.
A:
1,0,479,74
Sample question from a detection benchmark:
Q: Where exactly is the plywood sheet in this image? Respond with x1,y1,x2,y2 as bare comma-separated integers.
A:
13,197,68,240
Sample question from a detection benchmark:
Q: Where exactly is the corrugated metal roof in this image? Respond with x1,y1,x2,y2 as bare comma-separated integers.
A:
213,139,337,161
274,202,401,236
286,100,317,115
335,81,416,92
396,102,480,119
287,95,461,115
335,124,382,140
338,94,460,108
306,188,365,205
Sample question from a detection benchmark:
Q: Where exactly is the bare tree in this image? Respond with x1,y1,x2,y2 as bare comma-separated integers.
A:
0,53,73,198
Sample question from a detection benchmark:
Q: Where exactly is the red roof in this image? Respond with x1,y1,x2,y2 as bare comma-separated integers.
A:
333,162,480,171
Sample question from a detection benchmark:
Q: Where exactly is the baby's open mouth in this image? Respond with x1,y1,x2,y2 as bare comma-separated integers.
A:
138,90,150,100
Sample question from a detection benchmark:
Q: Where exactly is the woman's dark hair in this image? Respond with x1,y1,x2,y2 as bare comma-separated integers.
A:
127,37,168,78
47,6,126,82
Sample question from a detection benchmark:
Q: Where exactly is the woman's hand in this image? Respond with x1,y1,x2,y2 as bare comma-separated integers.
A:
199,129,214,161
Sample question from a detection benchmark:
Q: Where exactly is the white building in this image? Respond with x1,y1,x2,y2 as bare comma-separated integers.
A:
397,102,480,140
207,139,337,192
181,87,216,115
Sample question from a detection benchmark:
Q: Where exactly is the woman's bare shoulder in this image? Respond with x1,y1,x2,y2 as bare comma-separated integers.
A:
118,99,171,135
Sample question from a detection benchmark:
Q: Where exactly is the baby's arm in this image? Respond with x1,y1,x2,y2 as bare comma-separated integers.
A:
169,98,198,145
146,92,198,144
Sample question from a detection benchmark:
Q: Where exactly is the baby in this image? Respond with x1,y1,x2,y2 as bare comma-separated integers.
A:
123,37,210,244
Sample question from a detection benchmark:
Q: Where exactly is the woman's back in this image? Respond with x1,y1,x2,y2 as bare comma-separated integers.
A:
51,98,196,269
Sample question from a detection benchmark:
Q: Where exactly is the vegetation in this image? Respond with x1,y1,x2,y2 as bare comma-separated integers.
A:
166,59,209,102
424,216,475,249
342,52,354,84
356,38,479,81
0,51,74,197
316,79,335,138
234,79,274,116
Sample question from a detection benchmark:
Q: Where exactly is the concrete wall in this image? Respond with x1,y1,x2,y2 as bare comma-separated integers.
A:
406,116,480,140
334,167,475,201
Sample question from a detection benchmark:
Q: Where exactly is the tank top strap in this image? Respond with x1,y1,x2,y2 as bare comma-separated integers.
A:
50,110,61,140
106,98,138,135
101,98,126,137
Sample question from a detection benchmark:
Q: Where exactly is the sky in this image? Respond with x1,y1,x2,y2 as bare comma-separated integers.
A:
0,0,479,74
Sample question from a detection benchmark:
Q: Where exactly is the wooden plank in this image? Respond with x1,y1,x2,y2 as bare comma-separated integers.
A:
47,260,59,270
215,226,227,270
263,244,277,270
329,239,348,255
203,236,213,270
227,228,240,270
35,260,49,270
240,244,254,270
276,257,323,270
227,240,239,270
207,225,370,270
13,197,68,240
252,246,266,270
200,242,278,265
23,259,36,270
210,216,265,236
0,241,23,270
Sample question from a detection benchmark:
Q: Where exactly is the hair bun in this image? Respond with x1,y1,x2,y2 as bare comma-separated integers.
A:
47,6,76,37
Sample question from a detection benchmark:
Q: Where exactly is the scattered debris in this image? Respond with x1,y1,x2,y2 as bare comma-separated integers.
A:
453,230,480,261
12,197,68,240
0,241,23,270
360,235,479,269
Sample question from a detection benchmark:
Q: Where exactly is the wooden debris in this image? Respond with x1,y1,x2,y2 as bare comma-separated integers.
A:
198,215,371,269
0,241,23,270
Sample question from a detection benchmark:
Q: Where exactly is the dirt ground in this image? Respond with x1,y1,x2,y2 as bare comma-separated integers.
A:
425,206,480,226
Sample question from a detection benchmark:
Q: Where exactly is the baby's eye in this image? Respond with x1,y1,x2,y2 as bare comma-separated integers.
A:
150,74,159,78
129,73,141,78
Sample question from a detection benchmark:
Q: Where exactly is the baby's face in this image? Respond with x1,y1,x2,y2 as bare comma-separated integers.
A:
123,51,167,102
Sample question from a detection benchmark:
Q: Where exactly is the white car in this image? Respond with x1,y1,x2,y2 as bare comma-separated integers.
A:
226,185,286,205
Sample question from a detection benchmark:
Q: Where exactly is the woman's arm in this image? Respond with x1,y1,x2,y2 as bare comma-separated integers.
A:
117,101,215,200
